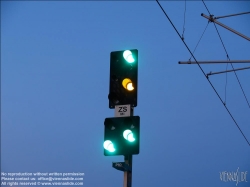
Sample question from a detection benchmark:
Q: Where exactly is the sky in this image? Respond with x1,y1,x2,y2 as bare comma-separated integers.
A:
1,1,250,187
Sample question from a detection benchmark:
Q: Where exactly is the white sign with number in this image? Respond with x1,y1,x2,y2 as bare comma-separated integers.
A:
115,105,130,117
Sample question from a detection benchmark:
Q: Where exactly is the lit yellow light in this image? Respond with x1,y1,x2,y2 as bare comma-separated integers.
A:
122,78,134,91
127,83,134,91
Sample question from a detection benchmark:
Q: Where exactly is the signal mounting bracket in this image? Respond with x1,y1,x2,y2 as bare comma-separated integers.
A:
112,162,132,172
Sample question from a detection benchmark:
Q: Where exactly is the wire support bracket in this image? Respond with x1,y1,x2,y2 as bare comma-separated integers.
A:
179,60,250,64
201,13,250,41
207,66,250,77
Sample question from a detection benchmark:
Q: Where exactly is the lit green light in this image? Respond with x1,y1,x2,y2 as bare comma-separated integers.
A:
123,50,135,63
123,129,135,142
103,140,115,152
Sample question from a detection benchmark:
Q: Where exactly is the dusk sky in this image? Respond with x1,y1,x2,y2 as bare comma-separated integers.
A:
1,1,250,187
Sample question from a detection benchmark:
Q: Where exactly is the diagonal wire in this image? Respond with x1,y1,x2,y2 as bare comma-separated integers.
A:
202,0,250,108
155,0,250,146
188,13,228,104
189,21,209,61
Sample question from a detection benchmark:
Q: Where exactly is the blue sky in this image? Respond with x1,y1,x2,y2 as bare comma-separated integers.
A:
1,1,250,187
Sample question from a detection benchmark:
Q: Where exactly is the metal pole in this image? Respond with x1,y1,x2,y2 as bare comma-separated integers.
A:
214,11,250,19
124,106,133,187
178,60,250,64
207,66,250,76
201,13,250,41
124,155,132,187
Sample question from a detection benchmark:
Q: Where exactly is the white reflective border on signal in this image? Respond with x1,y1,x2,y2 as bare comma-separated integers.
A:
115,105,131,117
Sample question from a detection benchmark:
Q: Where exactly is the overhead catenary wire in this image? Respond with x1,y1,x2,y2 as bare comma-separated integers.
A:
202,0,211,15
155,0,250,146
202,0,250,108
211,13,230,105
224,63,228,105
202,0,230,105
